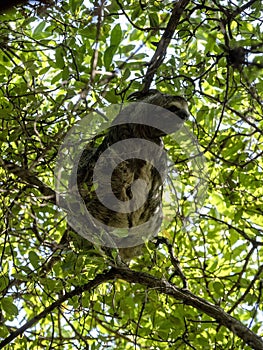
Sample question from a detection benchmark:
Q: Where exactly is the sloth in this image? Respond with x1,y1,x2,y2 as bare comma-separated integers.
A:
73,90,189,261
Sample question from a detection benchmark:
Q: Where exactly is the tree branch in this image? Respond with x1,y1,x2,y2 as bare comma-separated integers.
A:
0,158,56,204
142,0,190,92
231,0,258,18
113,267,263,350
1,267,262,349
0,269,115,348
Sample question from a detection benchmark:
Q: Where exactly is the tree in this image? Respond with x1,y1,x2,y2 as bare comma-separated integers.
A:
0,0,263,349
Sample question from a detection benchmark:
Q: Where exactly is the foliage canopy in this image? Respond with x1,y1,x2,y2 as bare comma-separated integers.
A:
0,0,262,349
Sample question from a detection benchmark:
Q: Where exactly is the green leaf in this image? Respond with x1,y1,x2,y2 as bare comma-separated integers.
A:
79,27,96,39
0,325,9,337
212,281,223,296
69,0,81,12
149,13,159,27
12,66,25,75
122,68,131,80
29,251,40,269
0,274,9,292
104,45,117,69
55,47,65,69
111,24,122,46
1,298,18,316
33,21,46,36
51,71,62,84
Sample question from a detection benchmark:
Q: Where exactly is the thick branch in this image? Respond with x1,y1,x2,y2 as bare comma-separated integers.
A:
142,0,190,92
114,267,263,350
1,267,262,349
231,0,258,18
0,270,115,348
1,159,56,204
